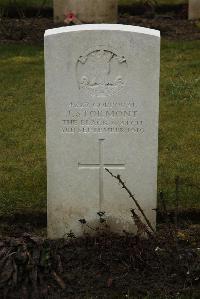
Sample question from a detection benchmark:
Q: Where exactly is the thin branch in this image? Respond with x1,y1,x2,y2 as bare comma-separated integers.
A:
52,271,66,289
183,182,200,190
105,168,155,233
175,176,180,228
29,0,48,29
130,209,153,238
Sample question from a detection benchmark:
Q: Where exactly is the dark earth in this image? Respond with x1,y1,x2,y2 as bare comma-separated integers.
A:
0,223,200,299
0,16,200,44
0,3,200,43
0,209,200,298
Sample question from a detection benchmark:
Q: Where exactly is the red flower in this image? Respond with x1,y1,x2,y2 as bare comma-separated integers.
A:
64,10,81,25
66,11,76,21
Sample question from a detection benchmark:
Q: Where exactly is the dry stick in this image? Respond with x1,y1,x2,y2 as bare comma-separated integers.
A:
0,8,11,37
105,168,155,233
160,191,169,223
5,0,25,39
130,208,153,238
183,182,200,190
52,271,66,290
175,176,180,228
30,0,49,28
143,0,158,6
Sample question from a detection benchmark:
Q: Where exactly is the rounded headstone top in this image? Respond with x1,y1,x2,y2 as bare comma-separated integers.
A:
45,24,160,38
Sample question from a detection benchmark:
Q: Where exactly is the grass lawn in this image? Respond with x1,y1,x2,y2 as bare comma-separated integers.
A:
0,0,187,8
0,40,199,216
0,45,46,215
159,40,200,209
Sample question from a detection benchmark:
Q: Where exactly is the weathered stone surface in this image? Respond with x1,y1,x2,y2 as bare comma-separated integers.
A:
45,24,160,238
53,0,118,24
189,0,200,20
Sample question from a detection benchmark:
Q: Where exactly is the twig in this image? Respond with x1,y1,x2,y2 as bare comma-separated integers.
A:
0,8,11,37
52,271,66,290
182,182,200,190
159,191,170,224
130,209,152,237
175,176,180,228
29,0,48,29
79,219,97,231
105,168,155,233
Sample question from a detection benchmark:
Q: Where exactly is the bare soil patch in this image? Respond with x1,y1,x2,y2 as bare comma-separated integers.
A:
0,15,199,44
119,15,200,40
0,227,200,299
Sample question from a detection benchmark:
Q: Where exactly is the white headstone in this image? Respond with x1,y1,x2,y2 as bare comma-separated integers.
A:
45,24,160,238
189,0,200,20
54,0,118,24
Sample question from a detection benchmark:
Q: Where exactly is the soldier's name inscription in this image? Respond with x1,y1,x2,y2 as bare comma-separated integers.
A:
61,100,144,134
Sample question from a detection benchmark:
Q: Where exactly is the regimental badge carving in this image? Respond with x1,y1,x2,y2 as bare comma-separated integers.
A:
76,47,128,97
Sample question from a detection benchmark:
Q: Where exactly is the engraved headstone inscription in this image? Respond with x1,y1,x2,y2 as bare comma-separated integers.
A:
45,24,160,238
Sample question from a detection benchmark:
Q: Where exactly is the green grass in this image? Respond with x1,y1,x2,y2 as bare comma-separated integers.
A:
0,0,187,8
0,45,46,215
159,40,200,208
0,40,199,216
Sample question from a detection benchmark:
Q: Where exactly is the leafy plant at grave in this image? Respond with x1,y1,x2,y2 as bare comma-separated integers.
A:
0,233,67,296
97,211,106,223
79,211,108,233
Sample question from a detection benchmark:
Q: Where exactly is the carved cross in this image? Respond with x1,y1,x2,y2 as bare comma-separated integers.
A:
78,139,125,211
